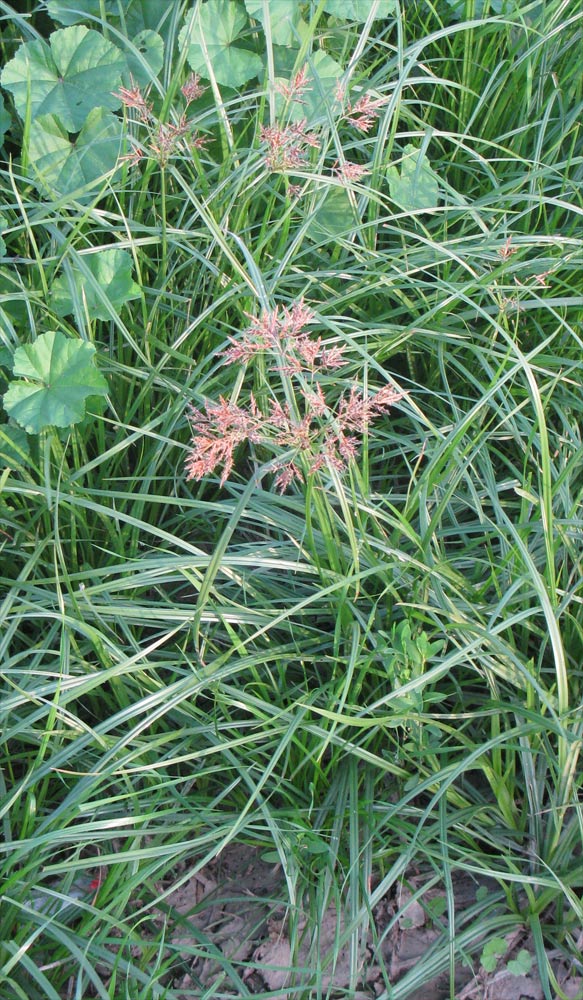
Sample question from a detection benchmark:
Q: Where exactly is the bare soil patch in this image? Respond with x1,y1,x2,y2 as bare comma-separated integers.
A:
150,843,582,999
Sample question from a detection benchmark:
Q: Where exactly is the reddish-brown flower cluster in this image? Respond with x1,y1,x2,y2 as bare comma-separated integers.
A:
115,75,208,168
276,66,311,102
221,300,345,374
185,303,405,492
260,120,320,172
337,88,387,133
114,79,153,122
181,72,207,105
185,395,263,486
333,159,370,183
498,237,518,260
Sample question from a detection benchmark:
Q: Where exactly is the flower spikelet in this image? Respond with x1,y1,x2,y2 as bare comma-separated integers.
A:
320,346,347,369
273,462,304,493
114,78,153,122
185,397,261,486
276,66,311,102
184,293,405,492
302,383,328,417
369,383,406,413
333,160,370,183
181,73,206,105
260,120,320,172
222,300,315,365
342,93,387,133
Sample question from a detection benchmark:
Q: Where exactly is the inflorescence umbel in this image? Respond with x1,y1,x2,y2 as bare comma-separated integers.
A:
185,302,404,493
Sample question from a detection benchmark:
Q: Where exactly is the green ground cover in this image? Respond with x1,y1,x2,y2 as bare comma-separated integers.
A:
0,0,582,996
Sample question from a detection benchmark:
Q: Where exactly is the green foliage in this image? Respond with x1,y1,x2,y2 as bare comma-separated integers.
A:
0,26,125,130
277,49,344,124
481,937,508,972
384,620,444,715
0,423,30,467
323,0,397,19
387,143,441,212
441,0,506,15
480,940,533,976
244,0,305,46
0,94,10,144
125,29,164,88
309,186,358,238
179,0,263,88
3,331,108,432
46,0,118,26
507,950,533,976
27,109,122,198
0,0,582,996
51,248,141,321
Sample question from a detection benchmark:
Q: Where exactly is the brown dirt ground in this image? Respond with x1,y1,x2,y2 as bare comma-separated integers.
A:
148,843,583,999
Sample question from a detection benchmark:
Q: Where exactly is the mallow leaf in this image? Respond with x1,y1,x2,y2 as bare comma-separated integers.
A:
0,215,7,258
0,424,30,469
126,0,176,48
0,93,11,144
46,0,119,25
244,0,304,46
28,109,122,200
124,30,164,88
387,144,440,212
0,25,125,131
323,0,396,20
3,331,108,433
52,248,141,320
179,0,263,88
307,187,359,240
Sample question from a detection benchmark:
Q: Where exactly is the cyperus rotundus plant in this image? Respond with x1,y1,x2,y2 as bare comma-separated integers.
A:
185,301,405,492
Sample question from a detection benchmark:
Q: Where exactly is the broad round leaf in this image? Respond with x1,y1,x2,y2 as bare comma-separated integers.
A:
3,331,108,433
1,25,125,131
46,0,119,25
52,248,141,321
0,93,11,144
126,0,171,33
0,214,7,258
387,144,441,212
308,187,359,240
179,0,263,89
28,109,123,199
126,0,177,49
125,30,164,88
244,0,304,47
323,0,396,19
